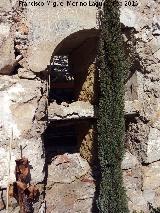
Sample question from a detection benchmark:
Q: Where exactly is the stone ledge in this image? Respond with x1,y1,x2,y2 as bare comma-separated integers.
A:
48,101,94,120
48,100,141,121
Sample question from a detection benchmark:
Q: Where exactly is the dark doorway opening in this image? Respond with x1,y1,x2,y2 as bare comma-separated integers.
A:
43,123,78,164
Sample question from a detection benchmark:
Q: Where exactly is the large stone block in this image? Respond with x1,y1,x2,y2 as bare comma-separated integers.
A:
45,180,95,213
145,127,160,163
0,76,42,138
0,23,15,75
127,190,148,212
47,153,90,186
122,151,139,170
10,102,37,135
143,161,160,191
120,8,137,28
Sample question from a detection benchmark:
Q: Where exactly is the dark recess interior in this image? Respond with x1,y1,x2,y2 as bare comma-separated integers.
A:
43,123,78,163
48,29,99,105
49,87,75,104
49,55,75,104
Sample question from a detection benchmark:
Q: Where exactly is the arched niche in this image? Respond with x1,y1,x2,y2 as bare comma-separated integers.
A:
49,29,99,105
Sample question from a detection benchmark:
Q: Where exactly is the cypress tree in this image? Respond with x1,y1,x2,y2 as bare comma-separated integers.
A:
97,0,129,212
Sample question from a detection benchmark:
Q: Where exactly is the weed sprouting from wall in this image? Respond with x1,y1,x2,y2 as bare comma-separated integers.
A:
96,0,129,212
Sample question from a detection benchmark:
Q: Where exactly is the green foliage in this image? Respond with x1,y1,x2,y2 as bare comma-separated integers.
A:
96,0,129,212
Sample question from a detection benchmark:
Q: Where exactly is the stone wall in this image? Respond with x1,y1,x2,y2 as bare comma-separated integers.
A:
121,0,160,212
0,0,160,212
0,0,98,212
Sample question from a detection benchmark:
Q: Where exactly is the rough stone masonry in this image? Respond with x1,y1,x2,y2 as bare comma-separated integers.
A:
0,0,160,212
